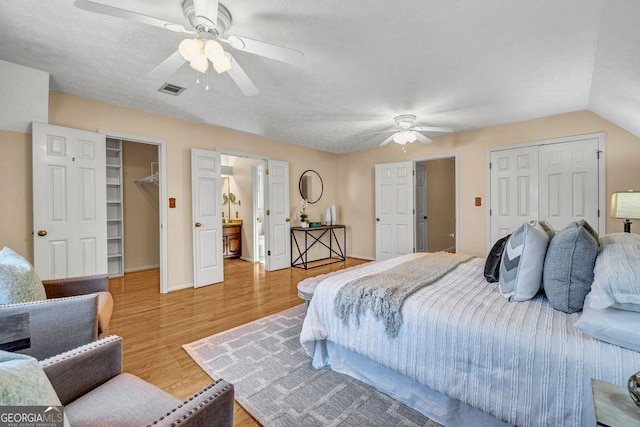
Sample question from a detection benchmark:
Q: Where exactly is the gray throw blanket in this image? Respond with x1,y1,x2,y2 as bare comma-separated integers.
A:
334,252,473,338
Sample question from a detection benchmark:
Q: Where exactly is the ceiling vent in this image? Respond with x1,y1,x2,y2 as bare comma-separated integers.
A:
158,83,186,96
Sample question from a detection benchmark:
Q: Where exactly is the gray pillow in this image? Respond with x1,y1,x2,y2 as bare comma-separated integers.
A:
543,220,599,313
0,247,46,304
499,221,552,301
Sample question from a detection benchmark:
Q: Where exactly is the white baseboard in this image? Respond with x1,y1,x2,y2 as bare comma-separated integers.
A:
349,254,375,261
168,282,193,292
124,264,160,273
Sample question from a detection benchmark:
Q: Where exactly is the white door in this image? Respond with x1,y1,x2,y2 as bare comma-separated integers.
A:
32,122,107,279
415,163,428,252
252,162,266,263
538,138,600,232
489,146,539,245
265,160,290,271
191,149,223,287
375,161,414,260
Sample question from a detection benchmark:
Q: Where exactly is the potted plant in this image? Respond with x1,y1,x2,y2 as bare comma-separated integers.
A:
300,199,309,227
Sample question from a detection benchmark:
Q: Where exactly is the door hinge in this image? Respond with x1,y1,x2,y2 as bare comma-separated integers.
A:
489,209,492,216
489,162,492,169
596,150,602,160
598,209,600,217
267,250,271,256
266,168,269,175
266,209,270,216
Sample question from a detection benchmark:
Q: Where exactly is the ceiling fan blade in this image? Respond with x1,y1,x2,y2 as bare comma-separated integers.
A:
362,129,395,137
379,135,395,146
74,0,193,33
221,35,305,66
193,0,218,29
149,50,186,80
412,126,453,133
415,133,433,144
225,53,259,96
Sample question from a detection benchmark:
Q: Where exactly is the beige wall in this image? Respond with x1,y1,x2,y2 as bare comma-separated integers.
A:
122,141,160,271
0,130,33,260
426,159,456,252
338,110,640,258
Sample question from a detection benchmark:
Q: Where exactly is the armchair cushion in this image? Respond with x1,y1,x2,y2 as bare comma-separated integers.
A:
0,247,46,304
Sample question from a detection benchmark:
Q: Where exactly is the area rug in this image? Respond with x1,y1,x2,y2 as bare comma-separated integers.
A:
183,305,440,427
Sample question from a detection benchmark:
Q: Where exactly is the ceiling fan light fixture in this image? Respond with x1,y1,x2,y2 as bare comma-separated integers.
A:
189,53,209,73
179,38,204,62
392,131,414,145
204,40,224,60
211,53,232,74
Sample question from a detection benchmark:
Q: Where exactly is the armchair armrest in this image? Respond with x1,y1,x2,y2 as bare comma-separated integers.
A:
0,294,98,360
40,335,122,406
43,274,109,298
149,379,235,427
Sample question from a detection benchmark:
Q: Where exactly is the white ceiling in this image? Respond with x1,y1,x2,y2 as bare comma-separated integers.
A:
1,0,639,153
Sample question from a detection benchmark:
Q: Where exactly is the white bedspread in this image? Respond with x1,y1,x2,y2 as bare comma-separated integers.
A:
300,253,640,426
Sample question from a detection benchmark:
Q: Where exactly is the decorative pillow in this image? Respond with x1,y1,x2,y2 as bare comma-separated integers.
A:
574,295,640,352
588,237,640,312
543,220,599,313
0,247,46,304
484,234,511,283
0,350,62,405
499,221,552,301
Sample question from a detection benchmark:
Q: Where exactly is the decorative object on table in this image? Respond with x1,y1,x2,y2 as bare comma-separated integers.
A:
325,207,332,225
309,222,322,227
629,371,640,407
331,204,337,225
299,199,309,226
611,190,640,233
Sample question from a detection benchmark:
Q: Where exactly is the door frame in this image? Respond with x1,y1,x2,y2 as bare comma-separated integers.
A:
99,129,168,293
412,153,460,254
218,149,269,266
485,132,606,252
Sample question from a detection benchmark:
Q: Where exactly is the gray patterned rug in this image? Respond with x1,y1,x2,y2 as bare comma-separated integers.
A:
183,305,439,427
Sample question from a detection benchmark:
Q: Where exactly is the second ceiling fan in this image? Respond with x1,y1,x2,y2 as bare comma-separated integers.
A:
74,0,305,96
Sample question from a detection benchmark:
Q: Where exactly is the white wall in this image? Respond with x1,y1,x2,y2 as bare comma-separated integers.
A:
0,60,49,133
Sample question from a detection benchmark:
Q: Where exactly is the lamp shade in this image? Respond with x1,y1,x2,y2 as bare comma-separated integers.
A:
610,191,640,219
189,53,209,73
178,38,203,62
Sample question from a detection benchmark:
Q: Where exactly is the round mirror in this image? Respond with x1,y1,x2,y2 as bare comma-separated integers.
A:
299,170,323,204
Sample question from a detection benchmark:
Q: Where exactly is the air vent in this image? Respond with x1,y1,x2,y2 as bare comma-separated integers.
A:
158,83,186,96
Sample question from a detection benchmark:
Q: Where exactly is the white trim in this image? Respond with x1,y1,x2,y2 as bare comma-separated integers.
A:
168,282,194,292
350,254,376,261
124,264,160,273
99,129,169,294
411,152,460,254
485,132,606,252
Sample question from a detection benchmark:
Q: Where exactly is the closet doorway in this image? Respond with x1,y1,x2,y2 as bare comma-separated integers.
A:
102,130,167,293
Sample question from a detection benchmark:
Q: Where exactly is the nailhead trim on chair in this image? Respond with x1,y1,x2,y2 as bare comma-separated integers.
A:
147,379,233,426
43,274,109,283
40,335,121,366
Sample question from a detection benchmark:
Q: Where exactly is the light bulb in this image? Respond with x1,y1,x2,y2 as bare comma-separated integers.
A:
204,40,224,61
211,52,231,74
189,53,209,73
393,131,414,145
179,38,203,62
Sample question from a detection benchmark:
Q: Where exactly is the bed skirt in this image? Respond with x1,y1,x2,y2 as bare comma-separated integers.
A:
315,339,510,426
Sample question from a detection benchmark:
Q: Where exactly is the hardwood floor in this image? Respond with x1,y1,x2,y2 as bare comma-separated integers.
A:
108,258,369,426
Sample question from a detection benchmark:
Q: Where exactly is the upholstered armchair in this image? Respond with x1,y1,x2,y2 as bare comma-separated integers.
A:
40,335,234,426
0,274,113,360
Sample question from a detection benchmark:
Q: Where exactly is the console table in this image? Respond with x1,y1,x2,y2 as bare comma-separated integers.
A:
291,225,346,269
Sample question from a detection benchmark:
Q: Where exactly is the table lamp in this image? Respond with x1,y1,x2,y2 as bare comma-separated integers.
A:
610,190,640,233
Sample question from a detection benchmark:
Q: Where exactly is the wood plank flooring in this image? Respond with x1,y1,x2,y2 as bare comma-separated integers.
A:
108,258,369,426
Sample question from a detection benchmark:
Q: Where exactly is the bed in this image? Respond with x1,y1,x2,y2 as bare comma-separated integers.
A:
299,231,640,426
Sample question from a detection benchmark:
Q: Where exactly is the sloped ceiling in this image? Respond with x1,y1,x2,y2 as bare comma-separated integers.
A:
0,0,638,153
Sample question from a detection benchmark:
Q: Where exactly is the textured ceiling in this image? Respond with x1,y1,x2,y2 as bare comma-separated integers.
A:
0,0,639,153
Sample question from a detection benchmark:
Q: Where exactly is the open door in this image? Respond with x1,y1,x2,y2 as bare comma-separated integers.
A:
415,163,428,252
32,122,107,279
191,148,223,287
375,161,414,260
265,159,290,271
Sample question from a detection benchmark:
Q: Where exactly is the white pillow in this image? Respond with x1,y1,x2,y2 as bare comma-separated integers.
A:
0,247,47,304
499,221,552,302
588,237,640,311
574,295,640,352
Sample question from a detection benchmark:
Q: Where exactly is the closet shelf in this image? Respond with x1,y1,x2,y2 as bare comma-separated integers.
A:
136,173,159,184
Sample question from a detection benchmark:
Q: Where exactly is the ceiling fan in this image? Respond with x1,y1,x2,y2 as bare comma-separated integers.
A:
74,0,305,96
367,114,453,146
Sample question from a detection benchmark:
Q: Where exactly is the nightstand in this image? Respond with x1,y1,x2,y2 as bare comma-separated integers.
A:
592,379,640,426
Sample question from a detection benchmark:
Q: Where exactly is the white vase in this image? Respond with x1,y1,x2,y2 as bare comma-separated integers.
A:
325,207,332,225
300,222,308,228
331,205,337,225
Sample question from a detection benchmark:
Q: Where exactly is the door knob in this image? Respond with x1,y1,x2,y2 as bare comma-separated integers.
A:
376,217,381,222
423,216,428,220
37,230,47,237
285,218,290,222
195,222,202,227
